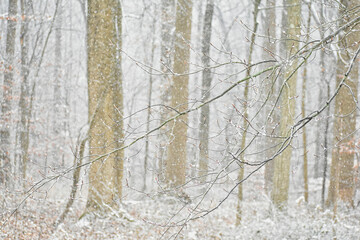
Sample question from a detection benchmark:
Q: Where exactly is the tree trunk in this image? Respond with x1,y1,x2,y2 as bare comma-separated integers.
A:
321,97,330,207
143,14,157,192
317,0,330,208
314,1,331,208
271,0,301,208
1,0,17,186
198,0,214,183
52,0,63,166
54,137,87,227
166,0,193,187
18,0,33,186
86,0,124,213
327,0,360,207
301,2,312,203
314,87,324,179
262,0,277,196
236,0,261,225
158,0,175,181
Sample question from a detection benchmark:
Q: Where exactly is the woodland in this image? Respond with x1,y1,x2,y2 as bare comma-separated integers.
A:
1,0,360,239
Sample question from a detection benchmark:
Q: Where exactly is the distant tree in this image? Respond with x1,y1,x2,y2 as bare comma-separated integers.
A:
1,0,17,186
236,0,261,225
198,0,214,183
159,0,175,180
18,0,33,185
317,0,331,208
301,2,312,203
143,8,157,191
85,0,124,213
52,0,63,166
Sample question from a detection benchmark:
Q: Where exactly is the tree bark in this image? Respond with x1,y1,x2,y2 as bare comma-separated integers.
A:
262,0,277,196
18,0,33,186
166,0,193,187
86,0,124,213
327,0,360,207
1,0,17,186
271,0,301,208
198,0,214,183
301,2,312,203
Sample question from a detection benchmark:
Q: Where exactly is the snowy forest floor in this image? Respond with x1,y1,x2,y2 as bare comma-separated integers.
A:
1,189,360,239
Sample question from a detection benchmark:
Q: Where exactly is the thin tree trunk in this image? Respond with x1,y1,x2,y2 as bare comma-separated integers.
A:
63,0,72,160
1,0,17,186
314,89,323,178
262,0,277,196
198,0,214,183
143,14,157,192
322,96,330,207
53,0,63,166
18,0,33,187
158,0,175,181
236,0,261,225
301,2,312,203
319,0,329,208
54,137,86,227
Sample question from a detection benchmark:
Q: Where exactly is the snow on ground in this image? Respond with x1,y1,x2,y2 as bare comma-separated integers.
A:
1,189,360,239
1,167,359,239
